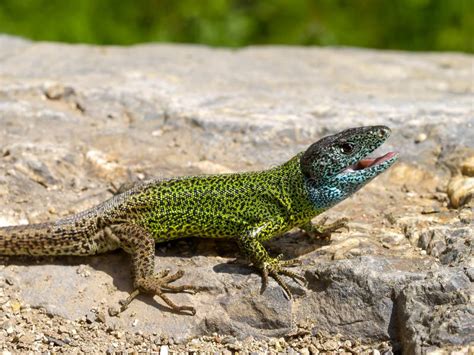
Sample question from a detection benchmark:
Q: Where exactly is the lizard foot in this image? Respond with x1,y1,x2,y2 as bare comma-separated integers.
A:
117,269,197,316
259,254,306,300
304,216,349,240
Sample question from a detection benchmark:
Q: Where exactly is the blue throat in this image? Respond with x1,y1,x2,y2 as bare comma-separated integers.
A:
304,177,345,211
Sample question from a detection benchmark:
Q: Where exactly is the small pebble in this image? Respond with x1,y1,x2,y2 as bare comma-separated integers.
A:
108,307,120,317
159,345,169,355
96,312,106,324
421,206,441,214
461,156,474,177
414,133,427,143
447,175,474,208
76,265,91,277
5,325,15,335
323,339,338,351
10,299,21,313
85,313,96,324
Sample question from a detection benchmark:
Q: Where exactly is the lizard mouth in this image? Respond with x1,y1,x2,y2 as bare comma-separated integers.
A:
342,151,398,173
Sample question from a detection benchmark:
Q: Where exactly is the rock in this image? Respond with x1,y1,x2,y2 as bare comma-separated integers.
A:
417,225,472,265
461,156,474,177
323,339,338,351
458,208,473,224
159,345,169,355
414,133,427,144
44,83,75,101
85,150,127,181
0,35,472,353
76,264,92,277
2,321,15,334
96,312,106,324
12,157,59,188
18,332,36,346
387,164,440,193
299,256,474,353
207,286,293,338
308,344,318,354
9,299,21,314
421,206,441,214
397,269,473,354
299,256,424,341
447,175,474,208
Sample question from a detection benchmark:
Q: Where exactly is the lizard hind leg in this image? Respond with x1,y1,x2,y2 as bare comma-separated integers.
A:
109,224,196,315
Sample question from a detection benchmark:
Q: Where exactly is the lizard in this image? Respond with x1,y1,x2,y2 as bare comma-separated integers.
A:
0,125,398,315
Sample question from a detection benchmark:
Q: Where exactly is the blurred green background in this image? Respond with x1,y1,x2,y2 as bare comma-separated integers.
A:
0,0,472,52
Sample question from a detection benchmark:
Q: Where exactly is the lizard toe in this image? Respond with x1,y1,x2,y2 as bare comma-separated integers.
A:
115,271,197,315
258,256,306,299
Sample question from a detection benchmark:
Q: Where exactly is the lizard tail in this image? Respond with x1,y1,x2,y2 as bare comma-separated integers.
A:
0,221,100,256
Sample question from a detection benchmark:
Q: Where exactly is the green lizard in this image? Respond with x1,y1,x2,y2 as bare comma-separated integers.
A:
0,126,398,315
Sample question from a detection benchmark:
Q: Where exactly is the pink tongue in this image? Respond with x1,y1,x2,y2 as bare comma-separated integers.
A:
357,152,397,169
357,158,376,169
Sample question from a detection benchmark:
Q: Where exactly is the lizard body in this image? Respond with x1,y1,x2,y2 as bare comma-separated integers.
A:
0,126,398,314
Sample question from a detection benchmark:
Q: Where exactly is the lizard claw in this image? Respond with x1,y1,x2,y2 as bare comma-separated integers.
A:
304,217,350,240
259,257,306,299
115,269,197,316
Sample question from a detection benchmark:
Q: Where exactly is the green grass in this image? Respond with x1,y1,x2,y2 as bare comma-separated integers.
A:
0,0,472,52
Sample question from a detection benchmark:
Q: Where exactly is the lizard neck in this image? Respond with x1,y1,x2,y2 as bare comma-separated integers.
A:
280,153,339,212
274,154,325,221
303,177,340,211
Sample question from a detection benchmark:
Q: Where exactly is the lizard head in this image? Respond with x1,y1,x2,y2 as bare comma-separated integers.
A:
300,125,398,209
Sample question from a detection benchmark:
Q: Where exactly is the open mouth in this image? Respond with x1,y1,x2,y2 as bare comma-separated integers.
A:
342,151,398,173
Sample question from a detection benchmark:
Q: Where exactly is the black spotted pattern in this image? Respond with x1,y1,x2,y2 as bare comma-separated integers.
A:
0,125,398,311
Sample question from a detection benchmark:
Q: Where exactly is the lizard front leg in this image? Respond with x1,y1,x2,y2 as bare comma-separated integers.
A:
107,224,196,315
300,216,349,240
238,224,306,299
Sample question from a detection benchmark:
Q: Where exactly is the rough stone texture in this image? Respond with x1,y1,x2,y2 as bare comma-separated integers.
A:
397,268,472,354
0,35,472,353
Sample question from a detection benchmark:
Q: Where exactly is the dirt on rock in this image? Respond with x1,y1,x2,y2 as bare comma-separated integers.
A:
0,35,472,354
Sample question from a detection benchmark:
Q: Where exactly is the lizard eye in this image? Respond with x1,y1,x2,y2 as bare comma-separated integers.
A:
339,142,354,155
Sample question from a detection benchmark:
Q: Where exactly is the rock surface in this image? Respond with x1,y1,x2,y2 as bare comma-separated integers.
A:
0,35,472,353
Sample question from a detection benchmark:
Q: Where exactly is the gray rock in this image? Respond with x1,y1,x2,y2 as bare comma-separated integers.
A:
397,269,473,354
300,256,424,341
417,225,473,265
0,35,472,353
